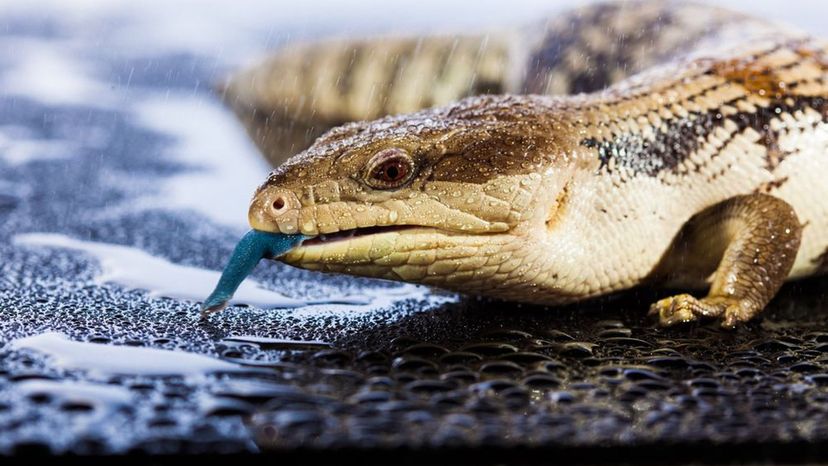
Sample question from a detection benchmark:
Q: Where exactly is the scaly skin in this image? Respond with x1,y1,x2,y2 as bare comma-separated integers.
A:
226,1,828,327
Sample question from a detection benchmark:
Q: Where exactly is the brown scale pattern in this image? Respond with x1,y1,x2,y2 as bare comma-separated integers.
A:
581,95,828,176
815,248,828,272
570,40,828,178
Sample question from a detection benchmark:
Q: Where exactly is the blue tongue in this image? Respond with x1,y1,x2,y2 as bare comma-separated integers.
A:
200,230,306,317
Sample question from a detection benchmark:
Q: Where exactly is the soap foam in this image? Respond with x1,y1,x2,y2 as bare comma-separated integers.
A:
10,332,241,377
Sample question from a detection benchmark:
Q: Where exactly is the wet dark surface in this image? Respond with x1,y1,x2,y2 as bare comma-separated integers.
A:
6,240,828,462
2,5,828,465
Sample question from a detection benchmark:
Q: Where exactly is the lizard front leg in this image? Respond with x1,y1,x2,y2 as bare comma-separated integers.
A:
649,194,802,328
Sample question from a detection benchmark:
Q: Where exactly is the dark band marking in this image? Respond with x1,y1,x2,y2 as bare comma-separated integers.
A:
581,96,827,176
814,247,828,272
428,40,459,108
382,42,416,111
522,2,756,96
336,45,363,98
524,24,580,94
524,2,689,94
755,176,790,194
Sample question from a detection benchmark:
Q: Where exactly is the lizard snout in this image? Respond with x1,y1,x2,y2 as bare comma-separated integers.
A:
248,187,301,234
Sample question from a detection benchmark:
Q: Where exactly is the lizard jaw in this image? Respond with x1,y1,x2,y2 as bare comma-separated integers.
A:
279,226,499,284
299,225,418,246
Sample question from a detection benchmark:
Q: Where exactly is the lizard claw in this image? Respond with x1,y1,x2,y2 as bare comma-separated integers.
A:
649,293,705,326
649,294,752,328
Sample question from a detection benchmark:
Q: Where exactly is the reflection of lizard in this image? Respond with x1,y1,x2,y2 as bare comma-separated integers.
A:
223,1,828,327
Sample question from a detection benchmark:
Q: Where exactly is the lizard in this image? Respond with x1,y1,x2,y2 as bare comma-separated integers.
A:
218,0,828,327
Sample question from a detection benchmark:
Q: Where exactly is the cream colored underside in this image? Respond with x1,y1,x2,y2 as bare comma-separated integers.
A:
561,115,828,298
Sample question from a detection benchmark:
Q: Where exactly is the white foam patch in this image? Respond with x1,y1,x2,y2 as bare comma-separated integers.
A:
0,125,74,166
13,232,325,309
14,379,133,407
130,95,268,227
0,179,31,198
0,39,115,107
10,332,240,377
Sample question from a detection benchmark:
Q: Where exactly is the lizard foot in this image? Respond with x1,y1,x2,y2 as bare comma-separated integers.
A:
648,294,756,328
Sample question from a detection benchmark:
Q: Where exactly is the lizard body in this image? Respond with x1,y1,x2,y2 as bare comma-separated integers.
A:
223,1,828,326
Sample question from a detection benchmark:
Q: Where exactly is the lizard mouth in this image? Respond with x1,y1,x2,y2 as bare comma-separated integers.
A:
300,225,419,246
279,217,517,283
283,224,447,267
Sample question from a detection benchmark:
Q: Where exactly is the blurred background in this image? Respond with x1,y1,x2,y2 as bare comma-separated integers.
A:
0,0,821,228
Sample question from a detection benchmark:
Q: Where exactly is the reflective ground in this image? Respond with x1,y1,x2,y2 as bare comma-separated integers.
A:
2,1,828,463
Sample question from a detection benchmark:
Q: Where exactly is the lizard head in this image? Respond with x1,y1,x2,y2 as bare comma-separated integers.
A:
248,95,582,295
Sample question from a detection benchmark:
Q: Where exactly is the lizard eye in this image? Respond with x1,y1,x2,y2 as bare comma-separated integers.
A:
363,148,415,189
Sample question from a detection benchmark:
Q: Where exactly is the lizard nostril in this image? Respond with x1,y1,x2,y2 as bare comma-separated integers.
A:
250,189,299,233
